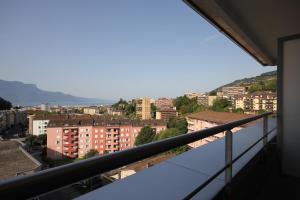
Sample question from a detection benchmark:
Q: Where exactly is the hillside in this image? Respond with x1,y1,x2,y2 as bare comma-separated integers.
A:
0,80,113,106
210,70,277,93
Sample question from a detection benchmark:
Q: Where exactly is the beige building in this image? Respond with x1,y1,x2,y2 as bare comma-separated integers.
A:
198,95,217,107
222,86,246,98
186,111,253,148
136,97,151,120
184,92,202,99
233,92,277,113
156,108,178,120
83,107,99,115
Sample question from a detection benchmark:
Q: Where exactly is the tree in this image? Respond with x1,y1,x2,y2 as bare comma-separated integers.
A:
0,97,12,110
25,135,37,148
135,126,155,146
151,104,157,119
153,128,189,154
211,98,230,112
36,134,47,146
83,149,99,159
173,96,207,115
167,118,188,134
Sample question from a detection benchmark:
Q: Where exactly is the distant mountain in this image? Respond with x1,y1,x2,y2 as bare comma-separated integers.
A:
0,80,114,106
210,70,277,93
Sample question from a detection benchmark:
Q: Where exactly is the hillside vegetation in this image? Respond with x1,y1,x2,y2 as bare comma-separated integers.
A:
211,70,277,94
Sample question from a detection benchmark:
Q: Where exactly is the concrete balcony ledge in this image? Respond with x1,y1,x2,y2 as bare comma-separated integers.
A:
76,119,276,200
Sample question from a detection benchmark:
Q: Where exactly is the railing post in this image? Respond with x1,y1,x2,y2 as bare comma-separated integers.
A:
263,116,268,147
225,130,233,185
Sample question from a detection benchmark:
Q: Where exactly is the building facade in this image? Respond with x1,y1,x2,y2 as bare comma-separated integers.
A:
184,92,202,99
0,110,27,133
136,97,151,120
186,111,252,148
47,118,167,160
197,95,217,107
155,98,173,109
156,108,178,120
234,92,277,113
83,107,99,115
221,87,246,98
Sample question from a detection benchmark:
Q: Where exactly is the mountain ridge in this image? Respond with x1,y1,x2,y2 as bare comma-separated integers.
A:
0,80,113,106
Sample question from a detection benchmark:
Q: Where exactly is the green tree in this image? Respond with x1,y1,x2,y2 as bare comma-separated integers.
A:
153,128,189,154
174,96,206,114
151,104,157,119
112,98,128,110
36,134,47,146
211,98,230,112
167,118,188,133
25,135,37,148
135,126,155,146
0,97,12,110
83,149,99,159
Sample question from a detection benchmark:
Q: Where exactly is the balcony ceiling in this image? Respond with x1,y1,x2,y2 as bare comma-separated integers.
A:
184,0,300,66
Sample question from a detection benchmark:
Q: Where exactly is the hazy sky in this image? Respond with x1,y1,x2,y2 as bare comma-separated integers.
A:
0,0,276,101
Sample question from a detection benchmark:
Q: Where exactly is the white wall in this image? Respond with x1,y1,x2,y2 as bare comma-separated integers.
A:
281,38,300,177
32,120,49,136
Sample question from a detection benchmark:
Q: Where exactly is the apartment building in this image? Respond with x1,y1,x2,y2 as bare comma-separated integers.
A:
186,111,253,148
197,95,217,107
155,98,173,109
156,108,178,120
47,117,167,159
83,107,99,115
0,110,27,133
221,86,246,98
234,92,277,113
184,92,202,99
136,97,151,120
40,104,50,112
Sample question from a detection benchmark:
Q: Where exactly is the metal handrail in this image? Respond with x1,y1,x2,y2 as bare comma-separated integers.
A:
183,126,277,200
0,112,273,199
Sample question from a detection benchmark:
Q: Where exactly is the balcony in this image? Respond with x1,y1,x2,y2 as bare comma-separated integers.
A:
0,112,284,199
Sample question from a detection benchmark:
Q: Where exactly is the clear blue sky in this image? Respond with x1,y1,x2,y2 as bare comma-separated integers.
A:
0,0,276,101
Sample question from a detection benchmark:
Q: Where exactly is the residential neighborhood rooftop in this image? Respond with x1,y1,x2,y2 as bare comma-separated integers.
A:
0,140,39,181
186,111,254,125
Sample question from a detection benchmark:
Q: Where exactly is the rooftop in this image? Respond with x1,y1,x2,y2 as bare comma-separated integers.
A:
186,111,254,125
0,140,40,181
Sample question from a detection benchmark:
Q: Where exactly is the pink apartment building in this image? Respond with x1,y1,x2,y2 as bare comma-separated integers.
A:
47,117,167,160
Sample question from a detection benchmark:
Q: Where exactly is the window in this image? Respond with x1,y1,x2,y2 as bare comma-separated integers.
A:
95,140,98,144
86,134,90,137
86,129,89,132
95,135,98,138
134,129,137,133
121,128,124,132
100,145,103,148
126,133,129,137
95,145,98,149
56,141,60,145
95,129,98,133
56,135,60,139
100,134,104,138
80,128,84,132
100,129,104,133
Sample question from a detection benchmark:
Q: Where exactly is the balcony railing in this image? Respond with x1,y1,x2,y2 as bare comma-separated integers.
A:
0,112,274,199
